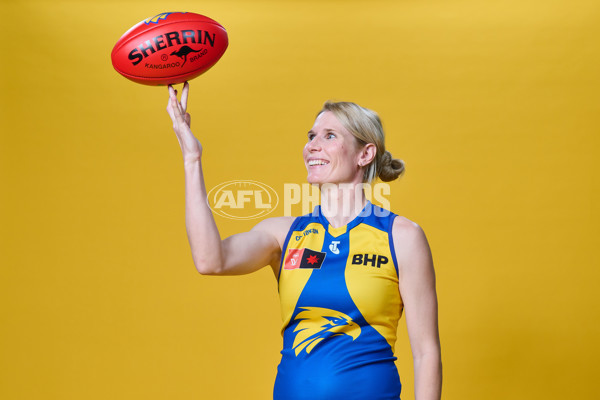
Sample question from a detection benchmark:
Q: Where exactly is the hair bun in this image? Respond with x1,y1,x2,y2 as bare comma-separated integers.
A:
378,151,405,182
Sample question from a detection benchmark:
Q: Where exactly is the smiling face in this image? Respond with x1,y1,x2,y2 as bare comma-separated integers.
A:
303,111,373,185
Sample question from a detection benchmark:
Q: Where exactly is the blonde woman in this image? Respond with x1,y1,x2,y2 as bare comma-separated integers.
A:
167,82,441,400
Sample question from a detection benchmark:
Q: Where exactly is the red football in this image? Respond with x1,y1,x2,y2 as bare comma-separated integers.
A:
111,12,228,86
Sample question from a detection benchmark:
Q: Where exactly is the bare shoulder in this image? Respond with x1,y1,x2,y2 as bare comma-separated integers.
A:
250,216,295,276
392,216,427,245
251,216,296,247
391,216,433,272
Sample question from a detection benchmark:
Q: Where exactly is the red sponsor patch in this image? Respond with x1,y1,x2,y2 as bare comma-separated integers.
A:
284,248,305,270
283,248,326,270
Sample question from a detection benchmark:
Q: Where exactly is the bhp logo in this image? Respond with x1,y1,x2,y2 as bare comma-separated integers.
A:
207,180,279,220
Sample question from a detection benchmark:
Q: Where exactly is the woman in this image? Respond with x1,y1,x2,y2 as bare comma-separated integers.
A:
167,82,442,400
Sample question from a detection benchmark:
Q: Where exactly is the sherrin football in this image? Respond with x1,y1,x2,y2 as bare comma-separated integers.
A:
111,12,228,86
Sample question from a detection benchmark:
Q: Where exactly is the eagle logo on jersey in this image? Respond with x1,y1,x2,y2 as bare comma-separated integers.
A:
291,307,361,356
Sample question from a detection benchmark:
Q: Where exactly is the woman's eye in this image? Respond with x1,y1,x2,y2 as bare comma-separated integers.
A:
326,133,336,139
307,134,315,141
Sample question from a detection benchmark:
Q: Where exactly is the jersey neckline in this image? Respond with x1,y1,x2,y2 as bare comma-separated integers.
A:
313,201,374,234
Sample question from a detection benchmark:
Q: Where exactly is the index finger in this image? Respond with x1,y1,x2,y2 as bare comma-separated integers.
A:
180,82,189,111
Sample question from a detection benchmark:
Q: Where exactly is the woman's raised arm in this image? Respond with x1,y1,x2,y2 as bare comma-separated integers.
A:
166,83,292,276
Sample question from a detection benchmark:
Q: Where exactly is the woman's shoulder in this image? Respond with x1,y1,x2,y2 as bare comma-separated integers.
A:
251,216,296,244
254,216,296,229
392,215,421,232
390,215,435,283
391,215,429,251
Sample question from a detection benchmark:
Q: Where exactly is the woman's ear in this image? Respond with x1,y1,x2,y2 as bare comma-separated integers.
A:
358,143,377,167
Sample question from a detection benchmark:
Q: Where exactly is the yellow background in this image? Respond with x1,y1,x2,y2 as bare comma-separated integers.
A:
1,0,599,398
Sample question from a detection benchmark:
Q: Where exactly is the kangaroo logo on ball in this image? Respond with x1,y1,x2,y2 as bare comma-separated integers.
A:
170,46,203,67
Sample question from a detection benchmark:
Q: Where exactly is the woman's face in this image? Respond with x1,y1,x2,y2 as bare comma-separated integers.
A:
303,111,365,185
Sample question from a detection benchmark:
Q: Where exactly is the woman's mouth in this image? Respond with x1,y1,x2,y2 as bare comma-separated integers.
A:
308,159,329,166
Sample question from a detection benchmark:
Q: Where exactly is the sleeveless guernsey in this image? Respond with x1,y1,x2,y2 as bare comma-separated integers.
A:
274,202,403,400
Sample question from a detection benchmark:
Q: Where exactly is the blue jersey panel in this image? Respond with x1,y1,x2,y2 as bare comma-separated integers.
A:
275,202,402,400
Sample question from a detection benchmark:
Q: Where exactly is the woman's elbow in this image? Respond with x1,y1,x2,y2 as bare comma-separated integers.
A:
413,343,442,365
192,256,223,275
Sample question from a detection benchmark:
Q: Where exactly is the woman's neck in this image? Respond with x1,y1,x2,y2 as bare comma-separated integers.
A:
319,183,368,228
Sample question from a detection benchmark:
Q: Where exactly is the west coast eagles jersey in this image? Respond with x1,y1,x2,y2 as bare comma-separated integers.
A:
274,202,403,400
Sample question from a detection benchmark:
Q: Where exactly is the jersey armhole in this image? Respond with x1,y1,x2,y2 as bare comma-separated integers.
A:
388,215,400,278
277,216,302,285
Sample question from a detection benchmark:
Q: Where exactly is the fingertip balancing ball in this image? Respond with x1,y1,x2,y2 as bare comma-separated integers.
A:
111,12,228,86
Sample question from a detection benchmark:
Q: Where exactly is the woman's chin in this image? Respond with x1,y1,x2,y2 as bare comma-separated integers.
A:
306,174,323,185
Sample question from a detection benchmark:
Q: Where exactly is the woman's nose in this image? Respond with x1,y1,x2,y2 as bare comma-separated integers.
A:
306,137,322,152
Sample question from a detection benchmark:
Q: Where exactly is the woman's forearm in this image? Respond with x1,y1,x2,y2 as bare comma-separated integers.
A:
414,351,442,400
182,158,224,274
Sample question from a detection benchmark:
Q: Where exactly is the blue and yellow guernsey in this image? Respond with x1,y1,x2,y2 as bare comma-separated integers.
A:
274,202,403,400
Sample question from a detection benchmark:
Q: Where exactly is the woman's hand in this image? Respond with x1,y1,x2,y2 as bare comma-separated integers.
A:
166,82,203,162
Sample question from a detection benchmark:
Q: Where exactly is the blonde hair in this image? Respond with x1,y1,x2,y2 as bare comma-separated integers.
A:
318,101,405,182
